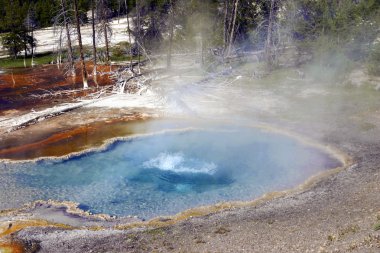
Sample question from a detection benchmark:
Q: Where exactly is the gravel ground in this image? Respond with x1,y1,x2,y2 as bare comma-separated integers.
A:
1,65,380,252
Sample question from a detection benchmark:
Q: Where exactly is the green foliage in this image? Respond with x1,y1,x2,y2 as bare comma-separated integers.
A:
283,0,379,75
1,33,26,58
0,0,378,72
0,52,53,68
306,51,354,82
160,0,222,54
367,43,380,76
111,46,125,58
134,0,173,51
0,0,56,32
1,31,36,58
0,0,28,33
34,0,56,28
110,41,131,58
72,45,92,59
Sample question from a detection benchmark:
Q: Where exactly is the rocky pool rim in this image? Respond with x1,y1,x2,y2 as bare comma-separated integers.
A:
0,119,354,227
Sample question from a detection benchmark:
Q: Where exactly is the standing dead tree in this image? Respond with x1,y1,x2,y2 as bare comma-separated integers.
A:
199,1,209,67
25,5,38,67
117,0,122,23
56,28,64,66
265,0,276,70
223,0,229,51
73,0,89,88
55,0,76,76
224,0,239,58
166,0,175,69
98,0,112,65
20,30,35,68
125,0,134,72
136,0,142,74
91,0,98,86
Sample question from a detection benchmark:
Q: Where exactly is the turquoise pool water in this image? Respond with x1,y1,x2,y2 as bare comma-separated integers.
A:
0,127,341,219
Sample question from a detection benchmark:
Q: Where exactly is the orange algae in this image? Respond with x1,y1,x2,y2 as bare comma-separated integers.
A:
0,220,70,238
0,242,24,253
0,220,72,253
0,116,148,160
0,63,117,115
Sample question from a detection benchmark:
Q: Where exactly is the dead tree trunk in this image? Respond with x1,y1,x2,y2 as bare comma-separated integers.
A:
225,0,239,58
125,0,133,72
199,1,210,67
265,0,275,70
104,23,110,63
26,6,36,67
31,28,34,66
73,0,89,89
200,32,205,66
57,29,63,67
117,0,121,23
166,0,174,69
91,0,98,86
23,43,27,68
223,0,230,50
136,0,141,74
100,0,110,64
61,0,75,76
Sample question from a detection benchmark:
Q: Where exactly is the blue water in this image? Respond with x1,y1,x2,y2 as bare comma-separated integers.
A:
0,128,340,219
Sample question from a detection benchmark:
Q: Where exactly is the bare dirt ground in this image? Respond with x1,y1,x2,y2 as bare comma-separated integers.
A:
0,64,380,252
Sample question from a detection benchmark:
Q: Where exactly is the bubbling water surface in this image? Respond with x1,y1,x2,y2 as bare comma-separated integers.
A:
0,127,341,219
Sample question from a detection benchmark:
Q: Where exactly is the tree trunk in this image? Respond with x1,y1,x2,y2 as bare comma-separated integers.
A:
100,0,110,64
225,0,239,58
223,0,229,51
200,32,205,66
118,0,121,23
91,0,98,86
73,0,88,89
57,29,63,68
104,22,110,64
61,0,75,76
200,1,210,67
166,0,174,69
265,0,275,71
136,0,141,74
24,43,27,68
125,0,133,72
31,28,34,67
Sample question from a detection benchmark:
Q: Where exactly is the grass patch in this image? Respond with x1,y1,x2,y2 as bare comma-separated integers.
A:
110,55,144,63
145,228,165,236
0,52,54,68
374,222,380,231
338,224,360,238
327,234,336,242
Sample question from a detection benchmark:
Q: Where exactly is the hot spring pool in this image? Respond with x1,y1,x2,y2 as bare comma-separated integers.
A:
0,127,341,219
